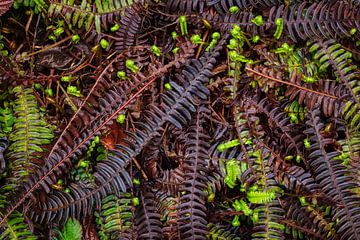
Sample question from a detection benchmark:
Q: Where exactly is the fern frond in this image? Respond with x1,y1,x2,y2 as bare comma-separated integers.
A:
178,105,211,239
95,194,133,240
48,0,142,32
246,148,285,239
276,165,320,196
284,200,338,240
136,190,162,239
207,223,240,240
7,86,53,184
304,106,360,239
153,190,180,239
206,1,360,42
166,0,205,13
309,40,360,129
0,211,37,240
113,4,143,53
54,218,82,240
0,0,13,16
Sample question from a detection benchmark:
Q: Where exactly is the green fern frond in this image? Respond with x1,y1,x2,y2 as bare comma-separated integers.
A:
13,0,48,14
0,192,36,240
54,218,82,240
0,211,37,240
207,223,240,240
48,0,141,32
95,194,133,240
247,190,276,204
7,86,53,183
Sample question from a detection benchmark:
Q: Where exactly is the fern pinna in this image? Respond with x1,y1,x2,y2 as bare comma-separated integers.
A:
1,0,360,239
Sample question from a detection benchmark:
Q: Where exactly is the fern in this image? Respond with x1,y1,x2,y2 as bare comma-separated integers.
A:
206,1,360,42
304,106,360,239
95,194,133,239
48,0,142,32
53,218,82,240
135,189,162,239
7,86,53,184
178,105,210,239
0,211,37,240
0,0,13,16
284,200,338,240
207,223,240,240
309,40,360,129
0,192,36,239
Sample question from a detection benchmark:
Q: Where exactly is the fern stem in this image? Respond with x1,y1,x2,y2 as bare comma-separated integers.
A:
245,67,338,99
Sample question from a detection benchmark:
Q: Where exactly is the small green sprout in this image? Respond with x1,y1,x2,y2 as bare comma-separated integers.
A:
61,75,72,82
233,199,253,216
227,39,238,50
207,192,215,202
132,197,140,206
110,23,120,32
251,15,264,26
125,59,139,73
45,88,54,97
251,35,260,43
171,31,178,40
302,75,317,83
304,138,311,149
0,50,8,57
53,27,64,37
299,196,308,206
48,35,56,41
116,114,126,124
172,47,180,54
289,113,298,123
179,16,188,36
151,45,162,57
72,35,80,44
206,32,220,51
232,216,240,227
350,28,357,35
67,86,81,97
34,83,41,90
212,32,221,40
224,159,241,188
274,43,293,54
79,160,89,168
117,71,126,80
190,34,202,44
133,178,141,185
57,179,64,185
273,18,284,39
164,83,172,90
217,139,240,152
100,39,109,49
229,6,239,14
230,24,244,41
229,51,253,63
64,188,71,193
251,210,259,223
